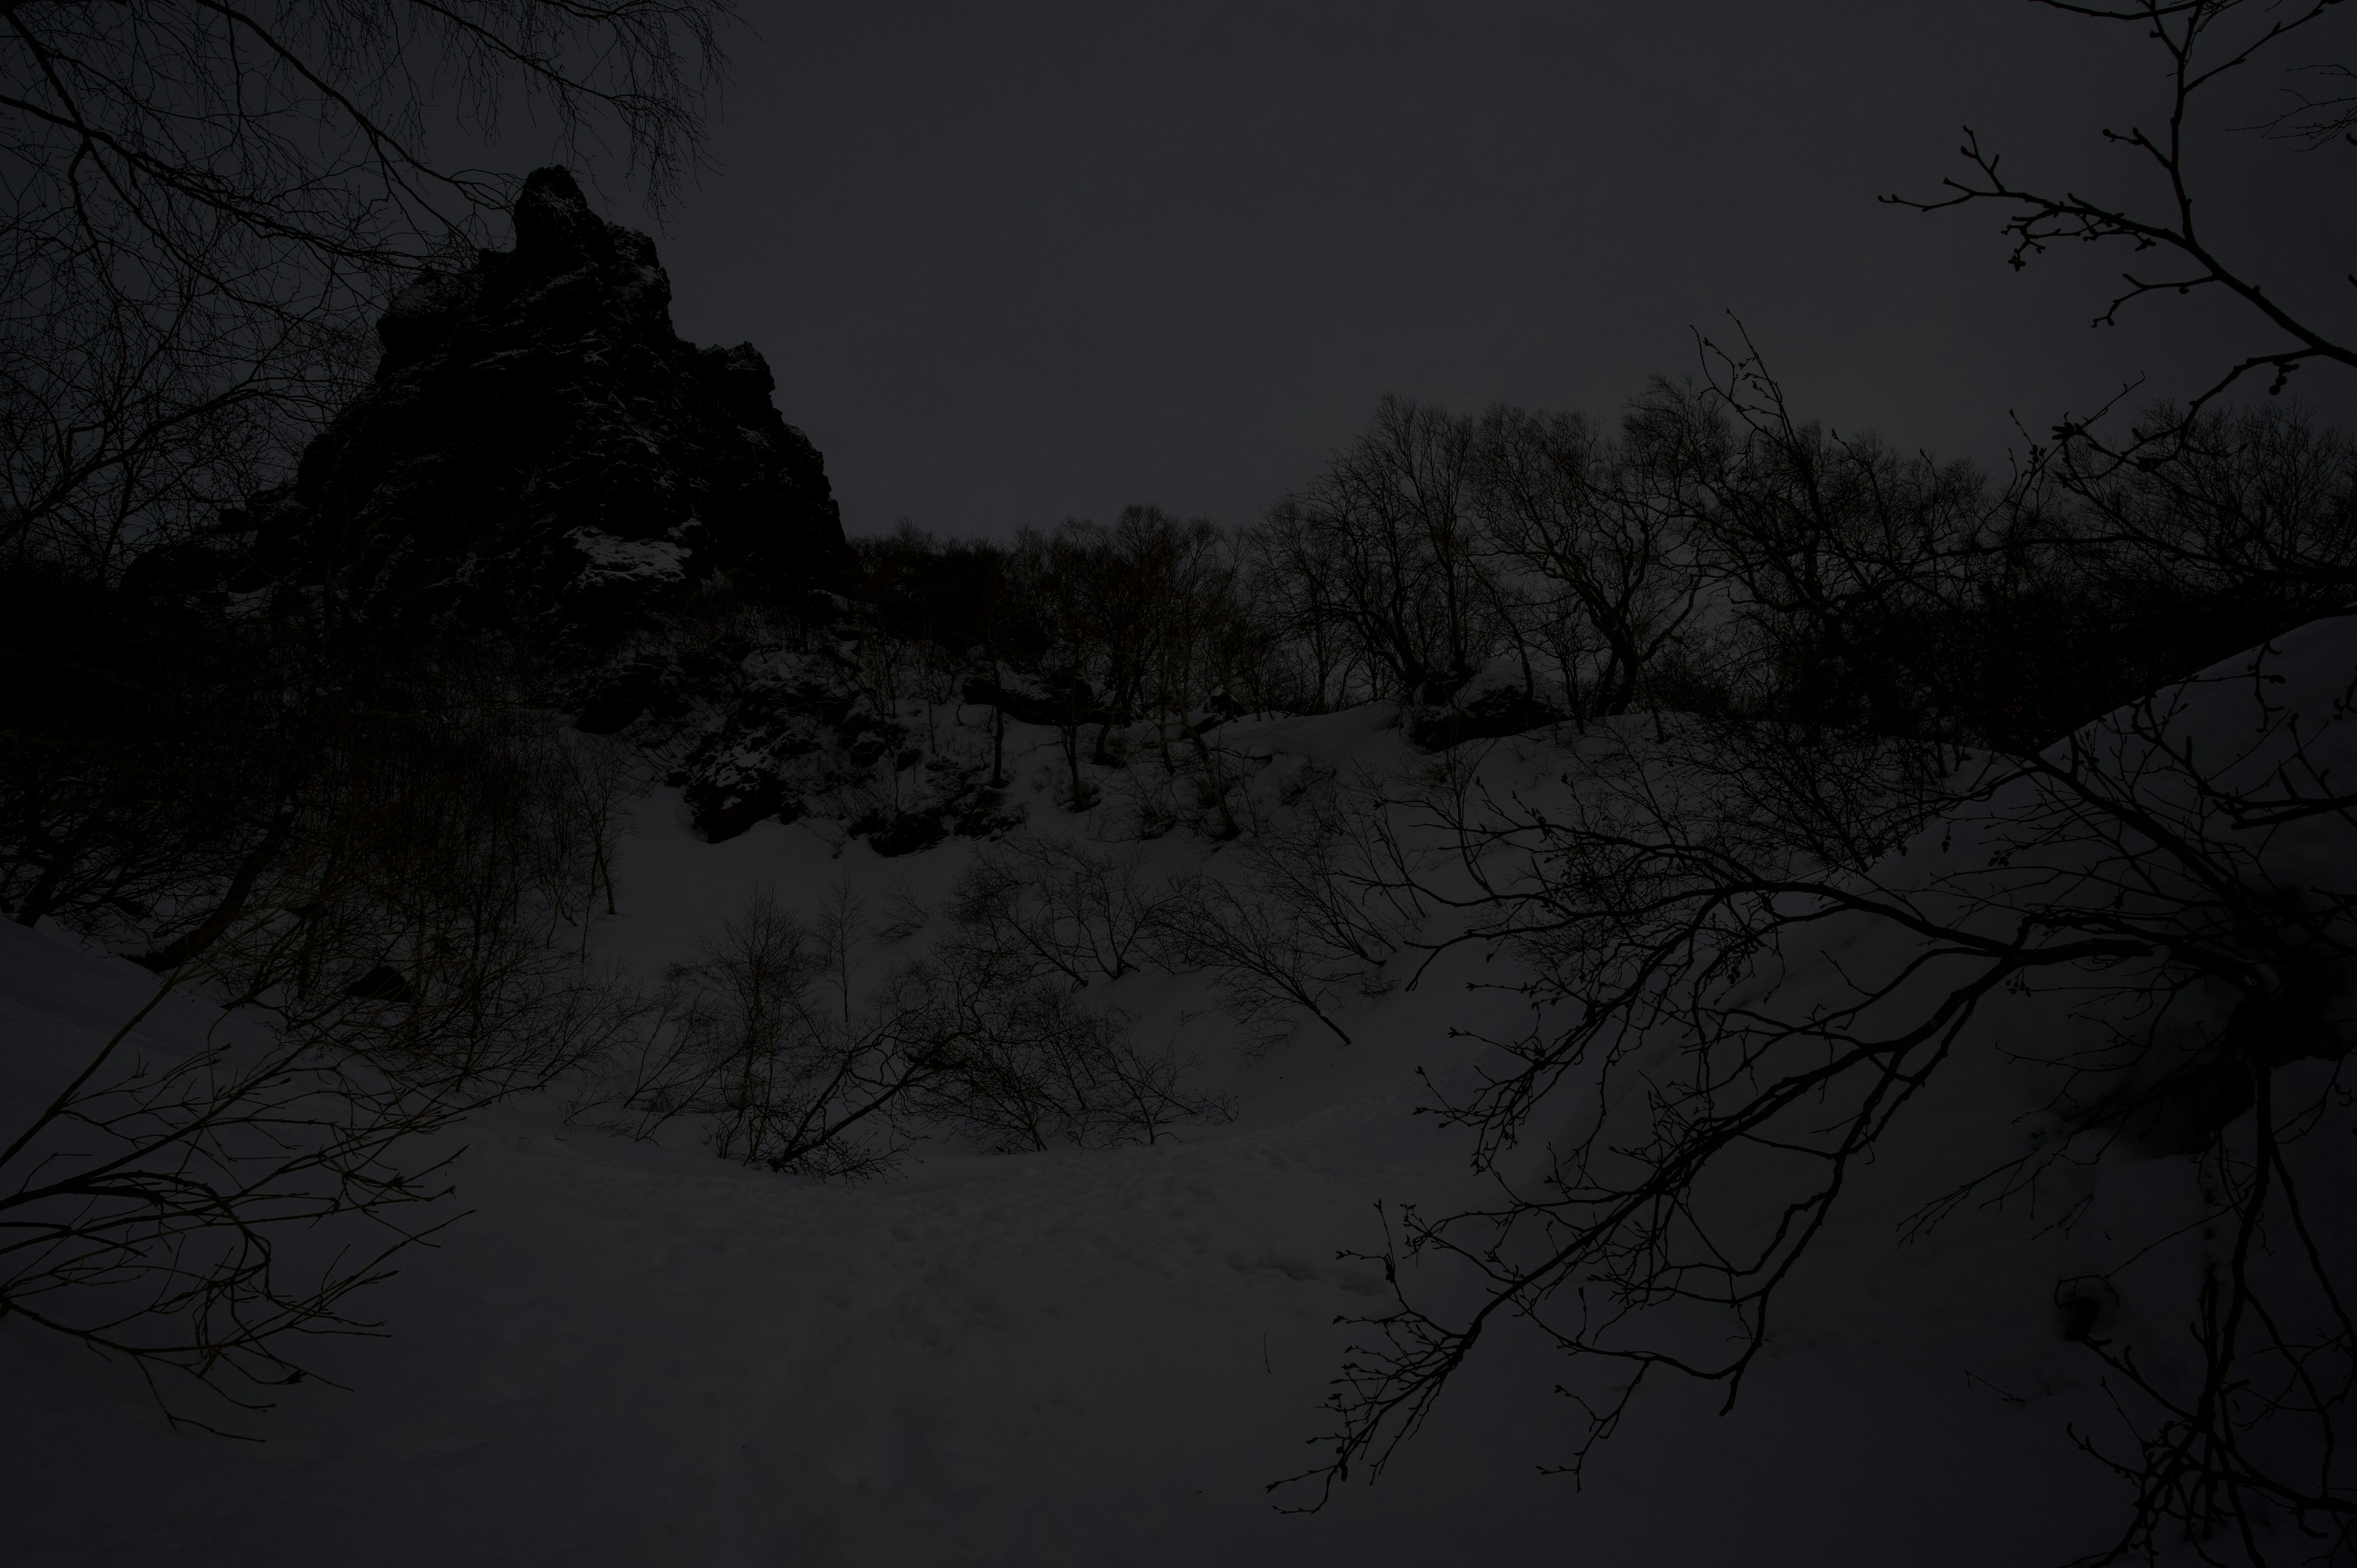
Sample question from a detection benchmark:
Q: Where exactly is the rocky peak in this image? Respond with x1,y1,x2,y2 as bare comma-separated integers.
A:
212,166,851,644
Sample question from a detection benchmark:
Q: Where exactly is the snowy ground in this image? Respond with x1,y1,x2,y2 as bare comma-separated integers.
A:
15,628,2347,1565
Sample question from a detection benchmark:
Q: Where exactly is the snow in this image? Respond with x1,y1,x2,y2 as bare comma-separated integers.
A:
9,622,2351,1566
570,528,691,588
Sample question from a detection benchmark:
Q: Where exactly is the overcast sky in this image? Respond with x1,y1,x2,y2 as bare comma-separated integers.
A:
618,1,2356,540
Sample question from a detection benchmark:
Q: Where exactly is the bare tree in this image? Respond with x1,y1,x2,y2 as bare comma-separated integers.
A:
0,663,644,1422
914,932,1223,1153
1008,523,1115,809
1280,624,2357,1563
2042,400,2357,603
594,876,1228,1173
1469,402,1705,722
1887,0,2356,427
622,886,940,1177
1668,331,2012,741
1156,765,1423,1049
1270,397,1500,705
1251,498,1369,713
953,836,1169,990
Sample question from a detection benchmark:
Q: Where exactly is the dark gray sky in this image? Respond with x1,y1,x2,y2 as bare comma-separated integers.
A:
625,1,2356,540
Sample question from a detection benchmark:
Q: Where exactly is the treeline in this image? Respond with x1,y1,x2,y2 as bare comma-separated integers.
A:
849,358,2357,767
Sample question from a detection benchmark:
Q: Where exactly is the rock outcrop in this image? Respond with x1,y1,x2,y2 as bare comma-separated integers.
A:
198,167,850,642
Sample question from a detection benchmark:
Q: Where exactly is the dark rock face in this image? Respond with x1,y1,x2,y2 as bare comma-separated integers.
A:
107,169,1023,857
1406,679,1558,750
226,167,850,641
604,631,1025,848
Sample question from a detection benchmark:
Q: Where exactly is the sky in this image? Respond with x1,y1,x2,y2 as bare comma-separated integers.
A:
610,1,2357,540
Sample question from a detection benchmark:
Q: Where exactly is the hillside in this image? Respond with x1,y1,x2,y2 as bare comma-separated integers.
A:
14,614,2350,1566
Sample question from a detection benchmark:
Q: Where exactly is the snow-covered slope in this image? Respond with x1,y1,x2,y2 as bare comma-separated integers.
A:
12,622,2352,1567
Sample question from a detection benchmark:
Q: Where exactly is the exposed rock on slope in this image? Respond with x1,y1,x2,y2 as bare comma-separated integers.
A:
130,166,1005,854
581,622,1028,848
193,167,850,643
